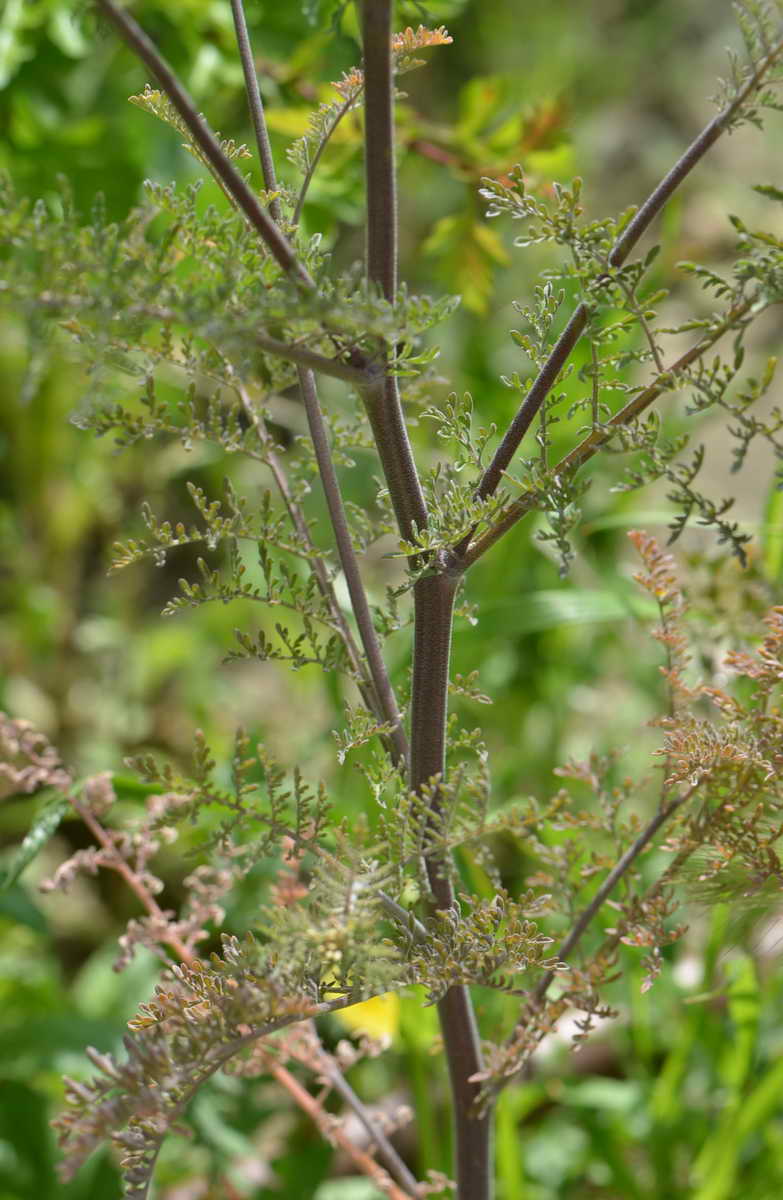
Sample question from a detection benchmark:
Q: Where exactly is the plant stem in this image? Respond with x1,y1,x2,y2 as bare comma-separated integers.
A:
253,330,372,384
462,295,758,566
229,0,282,225
297,367,408,764
294,92,358,226
302,1022,423,1196
531,787,693,1008
266,1054,418,1200
361,0,398,301
487,777,702,1106
227,0,408,760
411,570,493,1200
362,373,429,546
96,0,310,285
470,36,783,510
235,379,406,762
360,1,428,544
360,5,491,1193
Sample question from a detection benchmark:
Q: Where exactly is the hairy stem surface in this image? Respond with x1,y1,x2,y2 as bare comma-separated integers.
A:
412,571,493,1200
359,4,492,1194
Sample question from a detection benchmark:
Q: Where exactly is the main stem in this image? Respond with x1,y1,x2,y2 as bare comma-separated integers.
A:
411,569,492,1199
361,4,491,1194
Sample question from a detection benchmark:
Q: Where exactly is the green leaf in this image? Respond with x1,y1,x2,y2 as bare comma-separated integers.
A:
0,0,33,90
0,883,48,933
481,587,654,634
721,955,760,1092
753,183,783,203
0,789,71,891
423,212,509,314
0,1081,56,1196
761,481,783,583
315,1181,386,1200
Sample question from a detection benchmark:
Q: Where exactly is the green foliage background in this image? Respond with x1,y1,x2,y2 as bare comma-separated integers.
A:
1,1,783,1197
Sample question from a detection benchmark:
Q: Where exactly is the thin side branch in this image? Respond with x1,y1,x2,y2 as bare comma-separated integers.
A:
462,295,759,566
378,890,429,943
300,1021,422,1197
266,1054,418,1200
489,781,700,1102
472,35,783,508
471,306,586,505
253,330,372,384
234,380,387,721
230,0,283,225
225,2,408,763
96,0,310,285
531,786,693,1007
294,92,358,227
298,367,409,765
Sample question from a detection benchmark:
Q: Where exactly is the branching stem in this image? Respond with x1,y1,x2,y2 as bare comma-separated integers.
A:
298,367,409,764
253,330,372,384
228,0,408,760
463,295,759,565
470,35,783,513
359,4,491,1194
235,379,403,751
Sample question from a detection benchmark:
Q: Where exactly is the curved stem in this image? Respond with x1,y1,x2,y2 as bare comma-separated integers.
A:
294,93,358,226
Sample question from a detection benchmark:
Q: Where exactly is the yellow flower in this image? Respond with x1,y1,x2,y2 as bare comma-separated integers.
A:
335,992,400,1042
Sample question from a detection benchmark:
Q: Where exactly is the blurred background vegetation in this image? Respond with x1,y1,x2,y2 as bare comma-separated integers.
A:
1,1,783,1197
